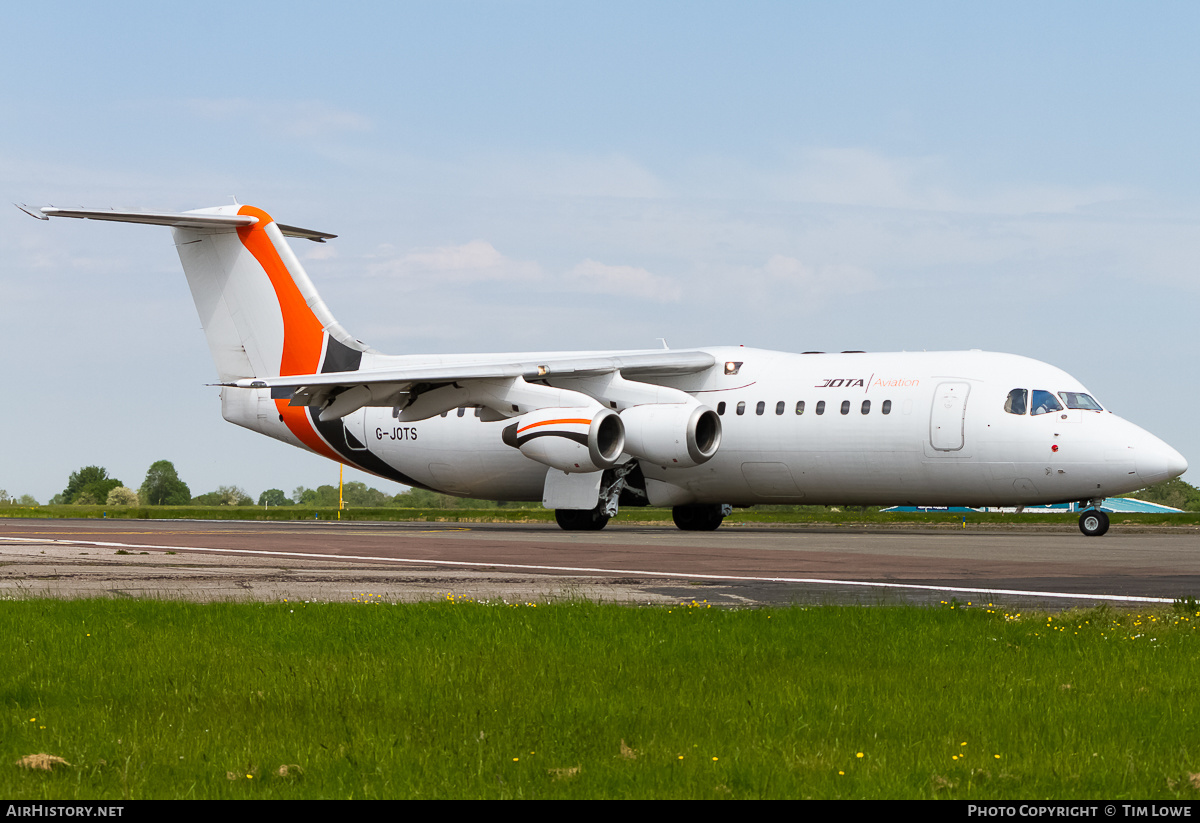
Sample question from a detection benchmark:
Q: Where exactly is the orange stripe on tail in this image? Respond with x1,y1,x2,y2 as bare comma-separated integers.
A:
235,206,342,463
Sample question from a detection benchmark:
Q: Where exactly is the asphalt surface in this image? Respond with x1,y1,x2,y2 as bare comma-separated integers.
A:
1,518,1197,610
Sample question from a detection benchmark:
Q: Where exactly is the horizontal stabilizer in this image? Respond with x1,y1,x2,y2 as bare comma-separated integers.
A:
27,206,336,242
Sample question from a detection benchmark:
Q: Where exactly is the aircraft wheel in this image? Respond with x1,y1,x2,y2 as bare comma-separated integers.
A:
555,507,610,531
1078,509,1110,537
672,504,726,531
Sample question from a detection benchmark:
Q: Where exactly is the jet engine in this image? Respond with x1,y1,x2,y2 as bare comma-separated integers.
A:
620,403,722,468
502,407,625,473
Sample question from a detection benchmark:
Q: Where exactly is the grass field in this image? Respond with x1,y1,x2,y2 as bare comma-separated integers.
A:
4,597,1200,799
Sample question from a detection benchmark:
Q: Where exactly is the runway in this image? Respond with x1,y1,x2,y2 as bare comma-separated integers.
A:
1,518,1197,610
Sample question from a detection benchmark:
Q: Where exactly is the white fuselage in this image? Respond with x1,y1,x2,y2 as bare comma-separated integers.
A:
227,347,1185,508
36,204,1187,523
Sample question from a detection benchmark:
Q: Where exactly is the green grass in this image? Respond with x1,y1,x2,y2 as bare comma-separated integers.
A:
2,504,1199,528
4,598,1200,798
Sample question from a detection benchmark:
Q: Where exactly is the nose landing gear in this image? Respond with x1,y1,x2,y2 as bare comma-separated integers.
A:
1078,507,1110,537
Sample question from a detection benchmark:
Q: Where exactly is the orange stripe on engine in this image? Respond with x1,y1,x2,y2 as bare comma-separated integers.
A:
235,206,341,463
517,418,592,434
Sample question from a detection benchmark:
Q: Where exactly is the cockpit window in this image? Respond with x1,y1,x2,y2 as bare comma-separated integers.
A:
1004,389,1028,415
1030,390,1063,416
1058,392,1103,411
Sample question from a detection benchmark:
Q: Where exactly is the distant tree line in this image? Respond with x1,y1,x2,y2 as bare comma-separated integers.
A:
29,460,536,510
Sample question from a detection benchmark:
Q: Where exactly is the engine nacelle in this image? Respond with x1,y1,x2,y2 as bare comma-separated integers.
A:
501,407,625,473
620,403,722,468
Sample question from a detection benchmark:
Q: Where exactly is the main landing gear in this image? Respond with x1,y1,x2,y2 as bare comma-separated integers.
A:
555,506,611,531
554,501,734,532
672,503,732,531
1078,508,1110,537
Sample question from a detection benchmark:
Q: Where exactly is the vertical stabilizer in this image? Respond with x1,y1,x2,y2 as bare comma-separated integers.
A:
172,204,366,383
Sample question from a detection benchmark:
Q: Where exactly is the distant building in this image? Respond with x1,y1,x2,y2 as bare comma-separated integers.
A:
882,498,1183,514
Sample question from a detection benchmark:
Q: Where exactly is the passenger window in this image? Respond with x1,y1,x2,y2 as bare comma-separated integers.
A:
861,400,870,415
840,400,850,415
816,401,825,415
1031,390,1063,416
1004,389,1028,415
1058,392,1103,411
756,401,765,415
795,401,805,415
474,407,482,418
457,407,466,417
776,401,785,415
717,401,726,416
882,400,892,415
736,401,745,416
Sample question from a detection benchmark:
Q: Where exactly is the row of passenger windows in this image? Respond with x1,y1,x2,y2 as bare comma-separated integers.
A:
436,401,896,419
716,399,893,417
1004,389,1103,416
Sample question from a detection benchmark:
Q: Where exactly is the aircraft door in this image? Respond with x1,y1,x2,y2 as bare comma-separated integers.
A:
930,382,970,451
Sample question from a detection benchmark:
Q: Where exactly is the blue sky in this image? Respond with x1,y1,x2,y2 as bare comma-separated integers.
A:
3,2,1197,502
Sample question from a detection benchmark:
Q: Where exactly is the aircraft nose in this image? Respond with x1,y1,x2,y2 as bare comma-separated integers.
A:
1167,447,1188,480
1136,437,1188,487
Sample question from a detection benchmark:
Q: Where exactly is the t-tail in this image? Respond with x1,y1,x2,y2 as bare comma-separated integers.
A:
28,203,373,464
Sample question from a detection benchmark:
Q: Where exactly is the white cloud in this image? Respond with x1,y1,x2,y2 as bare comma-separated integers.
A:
682,147,1129,215
365,240,541,285
773,147,952,211
733,254,880,313
360,239,682,303
301,243,339,261
565,259,682,302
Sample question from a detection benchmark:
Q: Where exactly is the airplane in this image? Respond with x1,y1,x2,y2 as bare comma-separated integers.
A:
23,203,1188,536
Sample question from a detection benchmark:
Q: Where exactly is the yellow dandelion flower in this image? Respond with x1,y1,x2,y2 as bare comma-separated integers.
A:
856,752,863,758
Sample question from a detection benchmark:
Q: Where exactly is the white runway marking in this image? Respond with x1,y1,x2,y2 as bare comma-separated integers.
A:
0,535,1177,604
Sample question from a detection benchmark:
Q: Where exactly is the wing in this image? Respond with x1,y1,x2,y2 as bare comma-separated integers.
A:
228,350,717,421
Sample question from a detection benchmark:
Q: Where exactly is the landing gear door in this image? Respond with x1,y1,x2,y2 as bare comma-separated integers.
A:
930,382,970,451
343,409,369,452
543,469,603,510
